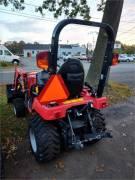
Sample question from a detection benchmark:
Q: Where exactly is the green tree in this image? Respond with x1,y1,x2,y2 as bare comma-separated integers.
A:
34,42,39,45
0,0,90,20
122,44,135,54
4,41,25,54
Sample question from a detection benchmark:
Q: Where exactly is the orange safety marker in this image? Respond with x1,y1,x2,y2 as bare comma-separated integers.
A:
112,57,118,65
36,51,49,70
112,53,119,66
38,75,69,104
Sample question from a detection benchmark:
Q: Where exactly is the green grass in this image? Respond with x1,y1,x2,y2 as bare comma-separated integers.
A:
0,86,27,155
0,61,14,68
105,81,134,104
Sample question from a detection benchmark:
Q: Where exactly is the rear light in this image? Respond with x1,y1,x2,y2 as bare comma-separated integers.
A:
36,51,50,70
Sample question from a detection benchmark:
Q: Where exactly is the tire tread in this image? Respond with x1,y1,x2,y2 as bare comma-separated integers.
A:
29,117,60,162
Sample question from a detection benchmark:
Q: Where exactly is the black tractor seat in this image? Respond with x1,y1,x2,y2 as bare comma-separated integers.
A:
58,59,85,98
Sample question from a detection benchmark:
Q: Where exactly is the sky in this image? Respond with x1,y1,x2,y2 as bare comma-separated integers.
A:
0,0,135,46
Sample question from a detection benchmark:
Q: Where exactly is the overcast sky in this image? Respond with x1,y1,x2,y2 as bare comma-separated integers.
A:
0,0,135,45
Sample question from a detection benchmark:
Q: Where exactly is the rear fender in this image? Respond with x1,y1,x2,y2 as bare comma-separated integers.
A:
32,96,108,121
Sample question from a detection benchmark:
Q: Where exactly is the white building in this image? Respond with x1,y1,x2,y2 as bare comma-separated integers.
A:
114,41,121,49
23,44,50,58
23,44,86,58
71,44,86,56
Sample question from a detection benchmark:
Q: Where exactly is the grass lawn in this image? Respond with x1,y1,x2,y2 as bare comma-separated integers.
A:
0,82,133,157
106,81,133,104
0,61,14,68
0,86,27,157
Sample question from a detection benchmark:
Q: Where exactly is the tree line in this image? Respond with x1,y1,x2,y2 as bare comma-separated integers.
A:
4,41,135,55
4,41,39,55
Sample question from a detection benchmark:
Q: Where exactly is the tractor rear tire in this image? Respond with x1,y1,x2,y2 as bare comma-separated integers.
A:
92,110,106,132
29,116,60,162
90,109,106,144
13,98,25,118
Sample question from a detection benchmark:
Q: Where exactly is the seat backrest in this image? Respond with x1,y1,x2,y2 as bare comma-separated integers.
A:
58,59,84,98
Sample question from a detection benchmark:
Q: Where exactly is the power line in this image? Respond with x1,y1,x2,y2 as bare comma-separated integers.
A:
120,37,135,42
1,4,135,24
0,8,57,22
118,19,134,24
117,36,135,44
0,8,134,38
24,2,135,24
0,7,135,37
91,16,135,24
126,39,135,43
118,26,135,36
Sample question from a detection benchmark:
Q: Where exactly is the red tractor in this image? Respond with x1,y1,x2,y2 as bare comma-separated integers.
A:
6,19,116,162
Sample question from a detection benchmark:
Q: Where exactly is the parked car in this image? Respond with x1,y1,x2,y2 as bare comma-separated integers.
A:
126,54,134,62
132,54,135,60
72,54,91,61
119,54,135,62
0,44,20,64
118,54,128,62
79,54,87,60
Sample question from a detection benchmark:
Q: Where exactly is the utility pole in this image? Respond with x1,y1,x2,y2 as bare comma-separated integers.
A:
88,32,98,51
86,0,124,89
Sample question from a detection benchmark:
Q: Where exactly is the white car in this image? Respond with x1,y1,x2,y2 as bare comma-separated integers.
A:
132,55,135,60
72,54,88,61
0,44,20,64
118,54,128,62
126,55,135,62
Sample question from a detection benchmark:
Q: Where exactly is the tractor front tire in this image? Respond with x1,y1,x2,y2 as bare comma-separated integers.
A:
12,59,19,65
29,116,60,162
13,98,25,118
6,84,13,103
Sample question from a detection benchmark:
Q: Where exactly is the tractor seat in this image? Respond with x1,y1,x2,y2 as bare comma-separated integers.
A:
58,59,84,98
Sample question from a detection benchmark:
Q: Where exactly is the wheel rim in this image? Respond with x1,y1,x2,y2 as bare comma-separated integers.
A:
29,128,37,153
13,60,19,65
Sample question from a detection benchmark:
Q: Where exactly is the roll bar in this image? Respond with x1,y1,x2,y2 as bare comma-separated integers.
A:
49,19,115,97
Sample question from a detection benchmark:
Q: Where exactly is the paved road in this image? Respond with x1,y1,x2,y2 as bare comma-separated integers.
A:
110,63,135,88
0,58,39,85
83,61,135,88
5,97,135,179
0,58,135,88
